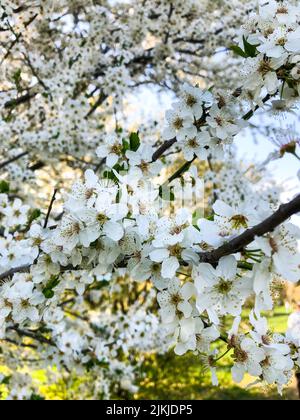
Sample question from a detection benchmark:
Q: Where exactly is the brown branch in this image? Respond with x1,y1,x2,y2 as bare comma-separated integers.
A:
0,264,31,282
152,138,177,162
0,151,28,170
85,92,108,119
3,337,37,349
7,326,55,347
1,14,38,63
44,189,58,228
151,92,273,162
4,92,36,109
0,195,299,283
199,194,300,265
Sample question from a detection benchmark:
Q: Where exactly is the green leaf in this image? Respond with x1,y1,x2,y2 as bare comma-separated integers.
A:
129,132,141,152
242,36,258,58
12,69,22,91
103,170,119,183
43,289,55,299
237,261,254,271
0,180,9,194
93,280,109,291
1,375,11,385
230,38,258,58
42,276,60,299
84,358,109,372
122,139,130,153
30,394,45,401
229,45,248,58
27,208,41,225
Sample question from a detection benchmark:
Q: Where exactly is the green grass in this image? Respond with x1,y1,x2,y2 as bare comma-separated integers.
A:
135,353,297,400
135,306,298,400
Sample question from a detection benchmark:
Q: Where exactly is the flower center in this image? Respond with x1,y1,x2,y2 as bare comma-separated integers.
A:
97,213,108,226
269,237,279,253
277,6,288,14
280,141,297,156
85,188,94,199
258,59,272,75
214,116,224,127
64,222,81,237
110,143,122,155
233,346,248,363
188,137,198,148
168,244,182,257
216,278,233,294
276,37,286,46
230,214,248,229
140,161,149,172
21,299,30,309
261,355,271,367
186,94,197,107
173,117,184,130
170,293,182,305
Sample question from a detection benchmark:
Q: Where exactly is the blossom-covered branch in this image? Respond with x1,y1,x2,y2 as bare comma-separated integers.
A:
200,194,300,264
0,0,300,400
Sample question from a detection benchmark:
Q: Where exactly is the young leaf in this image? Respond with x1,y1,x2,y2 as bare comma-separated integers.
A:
229,45,248,58
42,276,60,299
129,132,141,152
242,36,258,58
0,180,9,194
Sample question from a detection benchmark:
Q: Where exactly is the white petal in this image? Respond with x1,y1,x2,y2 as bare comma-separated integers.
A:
106,153,119,168
217,256,237,280
103,221,124,241
231,364,245,383
161,257,180,279
180,282,195,300
178,301,193,318
149,248,169,263
213,200,234,217
174,342,188,356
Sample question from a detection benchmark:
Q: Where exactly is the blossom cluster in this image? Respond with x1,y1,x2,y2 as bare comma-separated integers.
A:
240,0,300,100
0,0,299,400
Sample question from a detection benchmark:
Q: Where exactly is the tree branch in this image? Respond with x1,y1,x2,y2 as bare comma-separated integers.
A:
7,326,55,347
85,91,108,119
4,92,36,109
199,194,300,265
0,196,299,282
44,189,58,228
152,138,177,162
0,151,28,170
0,264,31,282
151,92,273,162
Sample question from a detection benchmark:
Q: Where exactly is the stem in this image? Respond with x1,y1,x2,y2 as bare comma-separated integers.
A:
293,152,300,162
0,151,28,170
44,189,58,228
215,348,232,362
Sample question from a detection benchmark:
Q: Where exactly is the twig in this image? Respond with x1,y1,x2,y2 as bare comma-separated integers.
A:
0,264,30,282
152,138,177,162
151,92,273,163
7,326,55,347
85,92,108,119
0,151,28,170
44,189,58,228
